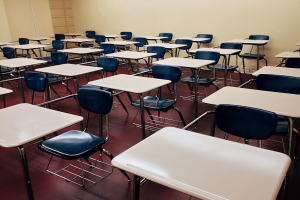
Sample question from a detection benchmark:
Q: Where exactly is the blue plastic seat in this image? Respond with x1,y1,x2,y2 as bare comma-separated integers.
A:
159,33,173,43
94,35,106,47
44,40,64,53
175,39,192,57
100,43,115,55
54,34,65,41
130,65,186,126
196,34,213,47
212,104,277,142
120,32,132,40
2,47,15,59
181,51,220,91
285,58,300,68
256,74,300,157
81,31,96,47
239,35,269,73
16,38,30,57
24,72,47,104
19,38,29,45
133,37,147,52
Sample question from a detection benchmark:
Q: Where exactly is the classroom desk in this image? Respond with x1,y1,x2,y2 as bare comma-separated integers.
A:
145,43,186,57
0,103,83,200
101,41,139,51
203,86,300,156
88,74,170,139
58,48,103,63
138,36,168,43
64,33,82,38
28,38,51,56
174,37,209,48
6,44,49,58
189,48,242,86
153,57,215,129
227,39,269,70
104,35,125,41
106,51,156,74
112,127,291,200
0,42,13,50
252,66,300,77
0,58,47,102
61,38,95,48
275,52,300,66
0,87,12,107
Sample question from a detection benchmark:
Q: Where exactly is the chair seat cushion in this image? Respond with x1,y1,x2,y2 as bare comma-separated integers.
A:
274,117,294,136
85,62,98,67
239,53,265,59
131,96,176,110
1,67,11,73
211,64,239,71
38,130,106,160
181,76,216,85
48,74,63,83
44,48,56,53
40,56,52,63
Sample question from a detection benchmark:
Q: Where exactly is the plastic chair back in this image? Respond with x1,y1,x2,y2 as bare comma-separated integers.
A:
52,40,64,50
2,47,15,59
24,72,47,92
97,57,118,72
78,87,113,115
19,38,29,45
175,39,192,50
120,32,132,40
215,104,277,139
256,74,300,94
152,65,182,83
147,46,165,59
54,34,65,41
133,37,147,47
95,35,106,44
100,43,115,54
220,43,243,50
249,35,269,40
51,52,67,65
85,31,96,38
159,33,173,42
195,51,220,65
285,58,300,68
196,34,213,44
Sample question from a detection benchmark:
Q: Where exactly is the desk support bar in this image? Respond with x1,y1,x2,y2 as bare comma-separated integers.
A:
238,79,255,88
183,110,214,130
37,94,77,106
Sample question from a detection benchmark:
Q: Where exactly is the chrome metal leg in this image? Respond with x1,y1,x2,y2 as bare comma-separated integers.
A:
139,94,146,139
257,45,260,70
18,69,26,103
223,55,228,86
287,117,293,157
73,77,83,130
193,69,199,129
0,70,6,107
133,175,140,200
18,145,35,200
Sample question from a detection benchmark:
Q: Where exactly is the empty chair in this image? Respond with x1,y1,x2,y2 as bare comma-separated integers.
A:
129,65,186,130
2,47,15,59
100,43,115,55
94,35,106,48
285,58,300,68
24,72,47,104
175,39,192,57
181,51,220,97
81,30,96,47
44,40,64,54
133,37,147,52
212,104,277,146
256,74,300,157
54,34,65,41
17,38,30,57
239,35,269,73
196,34,213,48
38,87,131,188
120,32,132,41
147,46,166,65
19,38,29,45
212,43,243,84
159,33,173,43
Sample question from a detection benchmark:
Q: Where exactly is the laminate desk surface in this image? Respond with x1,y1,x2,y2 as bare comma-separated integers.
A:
61,38,95,42
6,44,49,49
36,64,102,77
153,57,214,69
146,43,186,49
227,39,269,45
0,58,47,68
275,52,300,58
139,36,168,40
0,103,83,148
64,33,82,37
88,74,170,94
58,48,102,54
102,41,139,45
104,35,125,38
0,87,13,95
0,42,13,46
252,66,300,77
174,37,209,42
106,51,156,59
29,38,50,41
203,86,300,118
189,48,241,55
112,127,290,200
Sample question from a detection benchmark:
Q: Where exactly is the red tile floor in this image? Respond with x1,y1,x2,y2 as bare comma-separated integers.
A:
0,63,299,200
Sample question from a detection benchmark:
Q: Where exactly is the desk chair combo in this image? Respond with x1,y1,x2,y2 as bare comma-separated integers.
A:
133,37,147,52
118,32,133,51
129,65,186,131
196,34,213,48
285,58,300,68
17,38,33,57
239,35,269,73
159,33,173,43
55,34,65,41
44,40,64,55
175,39,192,57
38,87,131,189
81,30,96,48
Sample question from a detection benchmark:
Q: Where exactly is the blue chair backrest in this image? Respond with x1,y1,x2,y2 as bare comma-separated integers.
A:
215,104,277,140
159,33,173,42
95,35,106,44
52,40,64,50
195,51,220,65
133,37,147,47
175,39,192,50
285,58,300,68
97,57,118,72
147,46,165,59
54,34,65,41
24,72,47,92
152,65,182,83
78,87,113,115
256,74,300,94
51,52,67,65
121,32,132,40
196,34,213,43
249,35,269,40
19,38,29,45
100,43,115,54
220,43,243,50
86,30,96,38
2,47,15,59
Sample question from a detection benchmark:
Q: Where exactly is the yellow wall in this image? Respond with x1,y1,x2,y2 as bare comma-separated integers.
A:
71,0,300,66
0,0,11,42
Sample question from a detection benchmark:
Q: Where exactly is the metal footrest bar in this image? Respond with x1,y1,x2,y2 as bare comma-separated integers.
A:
180,91,206,102
214,78,240,87
46,156,114,189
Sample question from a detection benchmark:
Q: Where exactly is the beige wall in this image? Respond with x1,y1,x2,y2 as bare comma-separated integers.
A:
72,0,300,66
0,0,11,42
